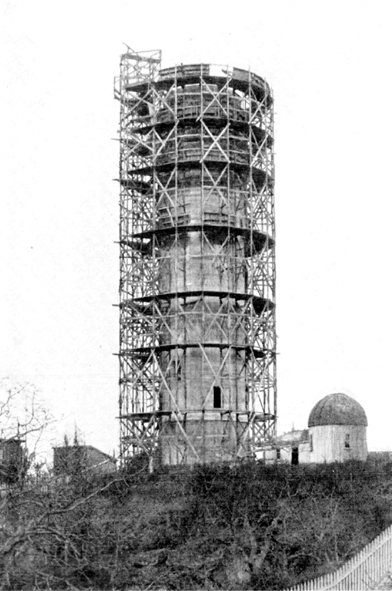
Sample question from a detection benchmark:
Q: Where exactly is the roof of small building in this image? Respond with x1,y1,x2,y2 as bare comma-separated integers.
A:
308,393,368,427
53,445,117,462
275,429,309,445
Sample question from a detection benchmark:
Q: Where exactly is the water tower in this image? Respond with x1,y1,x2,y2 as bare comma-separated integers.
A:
114,48,276,465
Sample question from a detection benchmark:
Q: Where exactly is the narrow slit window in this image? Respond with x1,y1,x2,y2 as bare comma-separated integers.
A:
309,434,313,452
213,386,221,409
345,434,350,449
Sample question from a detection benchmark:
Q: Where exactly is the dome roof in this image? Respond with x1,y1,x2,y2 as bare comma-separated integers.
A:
308,393,367,427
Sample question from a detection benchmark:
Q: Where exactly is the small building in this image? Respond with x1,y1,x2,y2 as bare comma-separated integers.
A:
53,445,117,476
0,438,25,484
273,429,311,465
308,392,368,463
265,392,368,465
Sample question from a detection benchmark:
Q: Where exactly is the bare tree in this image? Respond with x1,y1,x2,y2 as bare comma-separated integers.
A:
0,378,52,439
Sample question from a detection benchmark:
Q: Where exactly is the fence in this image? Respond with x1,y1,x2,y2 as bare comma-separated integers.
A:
284,523,392,590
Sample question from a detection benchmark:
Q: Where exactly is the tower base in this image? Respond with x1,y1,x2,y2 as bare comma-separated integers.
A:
160,416,250,465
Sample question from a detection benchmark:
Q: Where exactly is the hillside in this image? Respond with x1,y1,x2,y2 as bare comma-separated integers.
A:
2,456,392,590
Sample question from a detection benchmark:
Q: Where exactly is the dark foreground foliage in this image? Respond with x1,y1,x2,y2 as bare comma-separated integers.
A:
2,455,392,590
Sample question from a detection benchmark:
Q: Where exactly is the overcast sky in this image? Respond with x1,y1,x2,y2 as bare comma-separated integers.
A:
1,0,392,458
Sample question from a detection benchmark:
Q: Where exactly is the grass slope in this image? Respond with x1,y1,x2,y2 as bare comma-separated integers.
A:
3,455,392,590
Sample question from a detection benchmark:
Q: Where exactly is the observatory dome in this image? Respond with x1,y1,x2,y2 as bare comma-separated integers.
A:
308,393,367,428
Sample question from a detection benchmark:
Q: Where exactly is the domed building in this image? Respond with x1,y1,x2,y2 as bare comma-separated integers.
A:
308,393,368,463
264,392,368,465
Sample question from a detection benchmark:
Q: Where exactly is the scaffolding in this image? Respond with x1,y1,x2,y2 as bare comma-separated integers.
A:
114,48,277,465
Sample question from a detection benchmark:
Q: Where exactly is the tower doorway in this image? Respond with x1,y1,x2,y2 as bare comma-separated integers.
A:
291,447,299,465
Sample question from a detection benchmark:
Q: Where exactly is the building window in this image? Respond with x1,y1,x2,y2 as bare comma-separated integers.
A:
309,434,313,452
213,386,222,409
345,434,350,449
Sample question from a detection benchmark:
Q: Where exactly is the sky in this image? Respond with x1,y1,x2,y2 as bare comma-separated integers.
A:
1,0,392,459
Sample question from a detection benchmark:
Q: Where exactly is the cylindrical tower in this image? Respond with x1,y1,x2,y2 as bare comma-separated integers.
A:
114,49,276,465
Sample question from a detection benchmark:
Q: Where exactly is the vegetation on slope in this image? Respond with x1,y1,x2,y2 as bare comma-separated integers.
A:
2,455,392,590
